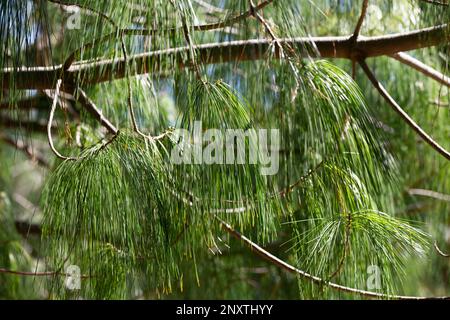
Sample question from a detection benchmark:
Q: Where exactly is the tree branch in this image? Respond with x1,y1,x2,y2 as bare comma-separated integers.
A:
420,0,448,6
217,217,450,299
434,241,450,257
61,0,273,69
351,0,369,43
391,52,450,87
408,188,450,201
2,24,448,90
0,267,89,278
0,117,53,134
0,134,49,168
0,96,45,110
359,59,450,161
47,79,77,161
75,88,118,135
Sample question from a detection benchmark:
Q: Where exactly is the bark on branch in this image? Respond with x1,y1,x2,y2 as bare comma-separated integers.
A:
391,52,450,87
1,24,448,90
359,59,450,161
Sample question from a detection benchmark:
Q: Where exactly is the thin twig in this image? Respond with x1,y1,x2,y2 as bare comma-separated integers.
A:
249,0,299,84
391,52,450,87
47,79,78,161
350,0,369,74
0,117,52,134
408,188,450,202
351,0,369,42
170,0,203,80
327,214,351,280
434,241,450,257
47,0,116,25
3,24,449,90
55,1,125,139
217,217,450,299
278,161,324,197
0,134,49,167
359,59,450,161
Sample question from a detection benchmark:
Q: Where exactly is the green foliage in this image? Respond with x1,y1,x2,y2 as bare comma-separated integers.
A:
41,79,278,298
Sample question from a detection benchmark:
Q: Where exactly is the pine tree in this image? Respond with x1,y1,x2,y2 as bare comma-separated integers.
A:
0,0,449,299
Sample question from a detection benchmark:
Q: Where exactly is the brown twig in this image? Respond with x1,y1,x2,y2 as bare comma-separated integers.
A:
327,214,351,280
278,161,324,198
0,134,49,168
350,0,369,76
434,241,450,257
0,267,90,278
61,0,274,70
76,88,118,135
420,0,448,6
351,0,369,43
47,79,78,161
217,217,450,299
359,59,450,161
249,0,299,83
408,188,450,202
391,52,450,87
0,117,52,134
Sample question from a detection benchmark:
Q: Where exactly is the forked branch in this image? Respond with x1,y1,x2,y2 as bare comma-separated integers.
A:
0,134,49,168
351,0,369,43
2,24,449,90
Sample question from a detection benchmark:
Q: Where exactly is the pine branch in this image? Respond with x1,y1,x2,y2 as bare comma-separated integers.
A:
0,134,49,167
0,267,89,278
46,0,115,25
391,52,450,87
359,59,450,161
47,79,77,161
0,117,53,134
62,0,273,69
434,241,450,257
217,217,450,300
408,188,450,202
2,24,448,90
75,88,118,135
351,0,369,43
420,0,448,6
350,0,369,77
0,96,45,110
278,161,324,198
